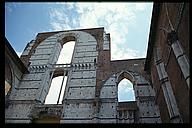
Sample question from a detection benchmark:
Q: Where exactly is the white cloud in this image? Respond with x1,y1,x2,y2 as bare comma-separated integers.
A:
48,3,151,60
49,7,73,31
73,2,147,60
111,43,145,60
46,2,152,103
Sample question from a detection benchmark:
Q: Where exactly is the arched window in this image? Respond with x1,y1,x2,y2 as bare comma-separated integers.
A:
118,78,135,102
56,41,75,64
45,41,75,104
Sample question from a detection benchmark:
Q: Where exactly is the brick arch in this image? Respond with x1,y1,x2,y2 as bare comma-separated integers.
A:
116,70,135,85
116,71,136,102
59,36,76,45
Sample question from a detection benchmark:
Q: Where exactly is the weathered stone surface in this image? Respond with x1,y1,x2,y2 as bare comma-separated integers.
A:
5,28,162,123
6,5,189,123
63,103,93,118
66,87,95,99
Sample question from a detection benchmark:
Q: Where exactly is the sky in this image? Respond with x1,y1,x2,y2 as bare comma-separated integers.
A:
5,2,153,103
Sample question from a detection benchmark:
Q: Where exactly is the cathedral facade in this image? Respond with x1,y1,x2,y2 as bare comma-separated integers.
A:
5,3,189,123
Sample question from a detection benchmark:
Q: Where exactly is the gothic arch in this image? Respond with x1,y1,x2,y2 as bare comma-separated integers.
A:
99,70,137,99
116,70,135,86
116,71,136,102
99,69,159,123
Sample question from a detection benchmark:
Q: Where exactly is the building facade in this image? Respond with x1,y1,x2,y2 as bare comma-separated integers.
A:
5,3,189,123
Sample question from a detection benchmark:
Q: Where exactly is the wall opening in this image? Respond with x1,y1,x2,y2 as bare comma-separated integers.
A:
45,75,68,104
118,78,135,102
56,41,75,64
45,41,75,104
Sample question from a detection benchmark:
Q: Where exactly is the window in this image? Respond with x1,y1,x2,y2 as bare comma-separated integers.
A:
56,41,75,64
45,41,75,104
45,76,67,104
118,78,135,102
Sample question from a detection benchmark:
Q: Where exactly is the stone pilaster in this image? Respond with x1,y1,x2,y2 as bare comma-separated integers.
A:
155,48,183,123
167,31,190,89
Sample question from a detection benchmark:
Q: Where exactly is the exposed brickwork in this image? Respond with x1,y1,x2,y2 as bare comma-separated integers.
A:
166,51,189,122
145,3,189,123
5,3,189,123
6,27,161,123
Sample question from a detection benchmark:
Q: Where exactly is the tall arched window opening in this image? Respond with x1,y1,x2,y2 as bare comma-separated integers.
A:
118,78,135,102
45,41,75,104
56,41,75,64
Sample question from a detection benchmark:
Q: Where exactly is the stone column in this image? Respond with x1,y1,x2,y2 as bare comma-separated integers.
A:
57,70,66,104
155,48,182,123
167,31,190,89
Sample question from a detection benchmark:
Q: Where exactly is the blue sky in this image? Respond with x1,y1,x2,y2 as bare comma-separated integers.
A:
5,2,153,103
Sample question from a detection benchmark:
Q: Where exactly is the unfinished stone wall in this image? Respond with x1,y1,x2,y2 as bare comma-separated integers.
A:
60,30,98,123
6,27,162,123
6,3,189,123
98,70,161,123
